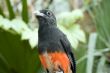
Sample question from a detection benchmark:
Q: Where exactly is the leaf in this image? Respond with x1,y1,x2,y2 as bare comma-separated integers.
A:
0,54,11,73
96,56,106,73
5,0,15,19
21,29,38,48
11,19,29,34
0,6,5,17
0,15,39,48
21,0,29,23
57,9,83,27
58,24,86,49
57,9,85,49
89,0,110,48
0,16,12,30
86,33,97,73
0,28,40,73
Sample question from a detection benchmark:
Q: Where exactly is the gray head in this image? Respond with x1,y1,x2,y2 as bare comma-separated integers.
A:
34,9,57,28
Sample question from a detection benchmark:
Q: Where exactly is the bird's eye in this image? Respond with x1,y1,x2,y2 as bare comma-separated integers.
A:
47,11,51,16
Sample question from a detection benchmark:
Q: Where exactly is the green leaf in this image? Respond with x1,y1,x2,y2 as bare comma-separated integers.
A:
0,54,11,73
21,0,29,23
0,6,5,17
0,15,38,48
58,24,86,49
11,19,29,34
86,33,97,73
57,9,85,49
5,0,15,19
0,28,40,73
57,9,83,28
89,0,110,48
0,16,12,30
96,56,106,73
21,29,38,48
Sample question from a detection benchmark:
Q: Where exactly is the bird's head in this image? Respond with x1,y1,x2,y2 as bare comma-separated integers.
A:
34,10,57,28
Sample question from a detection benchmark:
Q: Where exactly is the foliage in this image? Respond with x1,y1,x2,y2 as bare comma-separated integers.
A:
0,16,38,48
0,0,86,72
5,0,15,19
57,9,86,49
21,0,29,23
2,0,110,73
0,1,39,72
92,0,110,48
0,15,41,73
0,29,40,73
86,0,110,73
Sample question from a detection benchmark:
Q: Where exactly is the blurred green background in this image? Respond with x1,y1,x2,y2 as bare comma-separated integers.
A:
0,0,110,73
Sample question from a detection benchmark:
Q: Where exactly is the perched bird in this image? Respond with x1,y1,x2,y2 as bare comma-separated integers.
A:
34,10,76,73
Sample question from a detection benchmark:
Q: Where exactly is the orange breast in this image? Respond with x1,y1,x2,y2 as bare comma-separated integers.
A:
39,52,71,73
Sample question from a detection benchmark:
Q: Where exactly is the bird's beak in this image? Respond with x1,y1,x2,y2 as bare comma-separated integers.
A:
33,10,45,17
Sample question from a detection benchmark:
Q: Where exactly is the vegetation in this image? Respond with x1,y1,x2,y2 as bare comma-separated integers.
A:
0,0,110,73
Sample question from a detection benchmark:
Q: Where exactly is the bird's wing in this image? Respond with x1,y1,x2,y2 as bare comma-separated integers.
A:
60,35,76,73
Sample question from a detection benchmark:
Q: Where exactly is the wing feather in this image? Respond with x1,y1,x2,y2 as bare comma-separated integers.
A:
60,35,76,73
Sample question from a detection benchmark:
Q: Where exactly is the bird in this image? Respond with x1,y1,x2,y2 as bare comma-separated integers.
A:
34,9,76,73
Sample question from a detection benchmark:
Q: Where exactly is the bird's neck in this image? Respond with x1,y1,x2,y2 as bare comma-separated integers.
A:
38,22,57,38
38,21,57,32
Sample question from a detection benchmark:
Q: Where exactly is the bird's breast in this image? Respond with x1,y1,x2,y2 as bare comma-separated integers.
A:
39,52,72,73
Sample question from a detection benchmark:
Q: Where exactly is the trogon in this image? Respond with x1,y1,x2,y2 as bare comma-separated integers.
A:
34,10,76,73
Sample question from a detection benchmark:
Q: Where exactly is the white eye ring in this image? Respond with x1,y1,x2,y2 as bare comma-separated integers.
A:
47,11,51,16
